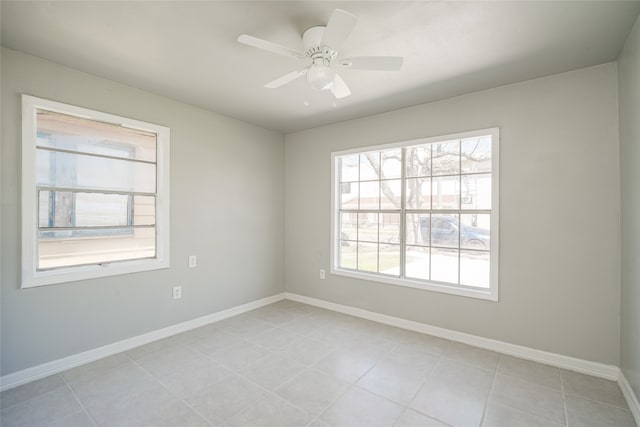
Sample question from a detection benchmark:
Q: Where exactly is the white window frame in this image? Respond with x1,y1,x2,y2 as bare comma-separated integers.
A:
21,94,170,288
330,128,499,301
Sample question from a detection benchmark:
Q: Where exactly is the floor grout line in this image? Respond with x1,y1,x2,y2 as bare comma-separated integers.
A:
61,375,99,427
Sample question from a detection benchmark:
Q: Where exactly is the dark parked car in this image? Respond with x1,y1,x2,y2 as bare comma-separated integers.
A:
420,215,489,249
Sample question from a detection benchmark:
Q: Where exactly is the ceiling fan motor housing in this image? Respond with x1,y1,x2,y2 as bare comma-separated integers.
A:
303,26,338,65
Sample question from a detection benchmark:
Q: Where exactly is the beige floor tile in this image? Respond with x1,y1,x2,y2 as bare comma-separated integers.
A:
222,393,311,427
48,410,96,427
276,336,334,366
211,340,273,372
0,374,65,410
188,329,244,356
410,359,494,427
1,386,83,427
321,386,404,427
561,369,628,409
497,355,561,390
246,327,303,351
565,395,636,427
126,335,189,360
143,401,211,427
397,331,451,355
490,375,565,425
69,360,158,403
134,345,205,377
62,353,131,383
357,359,429,405
308,419,333,427
482,401,565,427
275,369,348,416
216,315,273,338
444,341,500,371
394,409,449,427
81,381,177,426
385,344,441,375
184,373,266,425
241,353,306,390
156,356,232,397
313,348,378,383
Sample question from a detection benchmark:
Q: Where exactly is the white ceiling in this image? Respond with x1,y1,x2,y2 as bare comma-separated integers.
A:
2,1,639,133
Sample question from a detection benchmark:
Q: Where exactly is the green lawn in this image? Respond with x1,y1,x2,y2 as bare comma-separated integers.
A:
340,249,419,273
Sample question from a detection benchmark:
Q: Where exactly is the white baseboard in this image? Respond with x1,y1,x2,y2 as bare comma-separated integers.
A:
285,292,620,381
619,371,640,425
2,289,630,406
0,292,286,392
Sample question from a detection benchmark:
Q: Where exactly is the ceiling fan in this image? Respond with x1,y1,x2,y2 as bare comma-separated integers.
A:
237,9,403,99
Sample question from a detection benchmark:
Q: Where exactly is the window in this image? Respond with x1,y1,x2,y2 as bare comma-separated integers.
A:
331,128,499,300
21,95,170,287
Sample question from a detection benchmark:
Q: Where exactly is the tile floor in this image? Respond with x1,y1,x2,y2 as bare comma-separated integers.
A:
0,300,636,427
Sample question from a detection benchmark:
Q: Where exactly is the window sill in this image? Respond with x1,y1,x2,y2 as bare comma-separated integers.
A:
330,268,498,301
22,257,169,288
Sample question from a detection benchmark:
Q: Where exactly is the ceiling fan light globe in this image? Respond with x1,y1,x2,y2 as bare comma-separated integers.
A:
307,65,335,91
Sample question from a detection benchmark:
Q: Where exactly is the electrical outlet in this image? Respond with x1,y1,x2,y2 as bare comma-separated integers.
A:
319,269,326,280
189,255,197,268
172,286,182,299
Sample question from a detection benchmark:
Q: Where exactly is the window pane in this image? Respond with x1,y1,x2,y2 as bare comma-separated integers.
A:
38,226,156,270
38,191,73,228
36,109,157,162
360,153,379,181
36,149,156,193
406,214,429,246
461,173,491,210
359,181,380,210
358,213,378,242
340,212,357,242
460,250,490,288
406,145,431,177
76,193,129,227
339,155,359,182
460,214,490,250
406,177,431,209
39,192,155,228
431,248,458,283
379,213,400,245
380,149,401,179
339,241,357,270
432,140,459,176
340,182,358,209
380,179,401,210
357,242,378,273
379,244,400,275
432,176,460,210
405,246,429,280
461,136,491,174
431,214,459,248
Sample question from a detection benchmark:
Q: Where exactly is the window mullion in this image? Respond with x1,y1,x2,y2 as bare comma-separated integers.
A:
400,148,406,279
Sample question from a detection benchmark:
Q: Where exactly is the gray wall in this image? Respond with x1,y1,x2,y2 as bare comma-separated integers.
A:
1,48,285,375
285,63,621,364
619,14,640,398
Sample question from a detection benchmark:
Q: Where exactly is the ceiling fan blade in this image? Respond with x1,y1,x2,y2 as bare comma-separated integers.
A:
337,56,404,71
265,68,308,89
237,34,306,60
321,9,357,50
331,73,351,99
